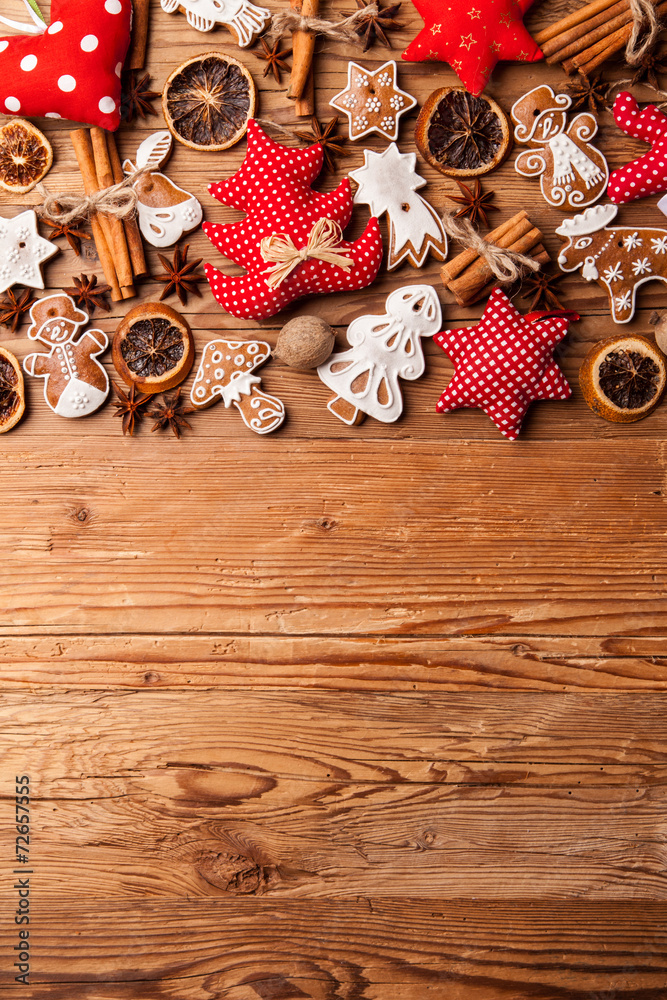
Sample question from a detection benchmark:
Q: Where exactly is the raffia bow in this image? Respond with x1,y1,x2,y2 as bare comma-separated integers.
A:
261,218,354,289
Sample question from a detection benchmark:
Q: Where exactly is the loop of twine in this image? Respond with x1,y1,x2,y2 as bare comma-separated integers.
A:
266,4,378,44
35,168,149,227
626,0,661,65
261,218,354,287
439,211,540,283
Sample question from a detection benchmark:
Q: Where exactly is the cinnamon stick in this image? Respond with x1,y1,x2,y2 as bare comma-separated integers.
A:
106,131,148,280
560,0,667,73
542,0,630,59
440,211,529,283
69,129,122,302
90,127,134,295
127,0,150,70
533,0,623,44
287,0,319,102
295,67,315,117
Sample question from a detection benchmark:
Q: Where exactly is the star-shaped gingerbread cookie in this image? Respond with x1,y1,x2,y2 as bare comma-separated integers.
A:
434,288,578,440
330,60,417,141
0,211,58,296
402,0,542,96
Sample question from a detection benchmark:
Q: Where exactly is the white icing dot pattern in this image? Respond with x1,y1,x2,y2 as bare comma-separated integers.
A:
330,60,417,142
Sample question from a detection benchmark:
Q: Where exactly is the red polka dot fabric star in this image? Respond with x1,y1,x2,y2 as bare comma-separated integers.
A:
0,0,131,131
402,0,542,96
608,92,667,205
204,120,383,321
434,289,578,440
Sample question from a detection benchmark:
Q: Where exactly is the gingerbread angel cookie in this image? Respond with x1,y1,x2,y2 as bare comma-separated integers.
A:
23,294,109,418
511,85,608,210
160,0,270,46
190,339,285,434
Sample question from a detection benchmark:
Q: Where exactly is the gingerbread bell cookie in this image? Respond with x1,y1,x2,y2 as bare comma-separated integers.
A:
23,293,109,418
511,85,608,210
330,61,416,142
190,339,285,435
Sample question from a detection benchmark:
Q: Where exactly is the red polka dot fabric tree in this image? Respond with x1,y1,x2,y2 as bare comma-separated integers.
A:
203,120,383,321
608,92,667,205
0,0,131,130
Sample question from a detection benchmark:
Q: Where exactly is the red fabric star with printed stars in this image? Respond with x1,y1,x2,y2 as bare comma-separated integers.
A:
434,289,579,440
402,0,542,95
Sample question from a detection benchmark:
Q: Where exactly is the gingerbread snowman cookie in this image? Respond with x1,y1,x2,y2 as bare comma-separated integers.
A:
23,294,109,418
511,85,608,210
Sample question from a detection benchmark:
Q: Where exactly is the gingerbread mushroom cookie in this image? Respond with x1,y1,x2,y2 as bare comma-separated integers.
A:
330,61,417,142
190,339,285,434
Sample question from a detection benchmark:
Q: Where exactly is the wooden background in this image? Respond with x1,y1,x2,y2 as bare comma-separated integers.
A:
1,0,667,996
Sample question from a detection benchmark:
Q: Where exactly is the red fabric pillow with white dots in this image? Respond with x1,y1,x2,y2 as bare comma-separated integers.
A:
0,0,131,130
608,92,667,204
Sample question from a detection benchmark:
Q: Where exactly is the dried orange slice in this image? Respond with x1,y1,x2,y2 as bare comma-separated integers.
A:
113,302,194,395
415,88,511,178
0,119,52,194
162,52,256,152
0,347,25,433
579,335,666,423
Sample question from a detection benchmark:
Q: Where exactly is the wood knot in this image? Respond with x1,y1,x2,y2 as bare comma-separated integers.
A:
316,517,338,531
75,508,89,522
196,851,277,895
143,671,160,685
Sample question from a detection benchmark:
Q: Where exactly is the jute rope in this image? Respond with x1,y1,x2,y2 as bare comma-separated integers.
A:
626,0,661,64
439,211,540,283
35,168,149,226
266,4,378,43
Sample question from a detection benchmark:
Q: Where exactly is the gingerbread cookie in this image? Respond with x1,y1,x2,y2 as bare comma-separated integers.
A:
318,285,442,425
123,132,203,249
190,339,285,435
556,203,667,324
330,61,417,142
160,0,270,46
23,293,109,418
511,85,608,210
609,92,667,205
350,143,447,270
0,211,58,296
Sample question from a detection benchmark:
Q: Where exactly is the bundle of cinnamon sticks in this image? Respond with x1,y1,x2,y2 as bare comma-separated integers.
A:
440,211,549,307
534,0,667,76
70,128,147,302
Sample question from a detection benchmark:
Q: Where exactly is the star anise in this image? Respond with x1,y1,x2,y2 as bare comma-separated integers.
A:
448,179,498,229
0,287,34,334
520,269,566,311
112,382,152,436
41,217,92,256
566,72,611,113
345,0,402,50
256,37,292,83
155,244,207,306
149,390,195,438
121,71,160,123
629,51,667,91
295,117,349,173
63,274,112,315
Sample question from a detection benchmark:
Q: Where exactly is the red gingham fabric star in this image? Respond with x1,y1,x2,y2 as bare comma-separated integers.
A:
434,289,578,440
608,92,667,205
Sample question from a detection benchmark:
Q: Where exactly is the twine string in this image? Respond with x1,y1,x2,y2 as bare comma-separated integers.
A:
626,0,661,64
266,4,378,43
261,218,354,287
35,167,150,227
439,211,540,283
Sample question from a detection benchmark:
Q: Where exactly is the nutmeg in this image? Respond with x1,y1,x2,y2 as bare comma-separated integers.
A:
274,316,335,370
651,310,667,355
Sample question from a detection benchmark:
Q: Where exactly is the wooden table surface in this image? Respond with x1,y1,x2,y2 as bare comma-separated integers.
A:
1,0,667,996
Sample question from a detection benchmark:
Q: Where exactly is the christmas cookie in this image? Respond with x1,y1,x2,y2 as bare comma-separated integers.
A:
434,288,578,440
350,143,448,270
122,131,203,249
190,339,285,435
556,203,667,324
23,293,109,419
609,92,667,205
511,85,608,209
0,211,58,296
579,334,666,423
0,347,26,433
160,0,271,46
330,61,416,142
318,284,442,425
0,0,132,131
402,0,542,96
203,120,383,321
112,302,195,395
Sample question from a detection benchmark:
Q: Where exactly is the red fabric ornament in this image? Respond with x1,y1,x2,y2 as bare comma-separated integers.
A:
204,120,383,320
434,288,578,440
401,0,542,95
0,0,131,131
608,92,667,205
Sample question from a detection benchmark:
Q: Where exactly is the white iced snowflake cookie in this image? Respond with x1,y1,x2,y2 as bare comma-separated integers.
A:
0,211,58,295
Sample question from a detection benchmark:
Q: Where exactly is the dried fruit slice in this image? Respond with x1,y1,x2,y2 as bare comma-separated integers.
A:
0,119,52,194
162,52,256,152
415,88,511,178
113,302,195,395
0,347,25,433
579,335,666,423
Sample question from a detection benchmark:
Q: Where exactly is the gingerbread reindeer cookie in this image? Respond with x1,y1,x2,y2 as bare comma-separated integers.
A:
190,339,285,434
23,294,109,418
511,85,608,210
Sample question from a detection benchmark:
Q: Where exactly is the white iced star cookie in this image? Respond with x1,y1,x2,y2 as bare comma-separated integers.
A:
330,61,417,142
0,211,58,295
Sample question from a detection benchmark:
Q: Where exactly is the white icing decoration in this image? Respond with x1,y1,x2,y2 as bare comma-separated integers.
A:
330,61,417,142
160,0,271,46
0,210,58,295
